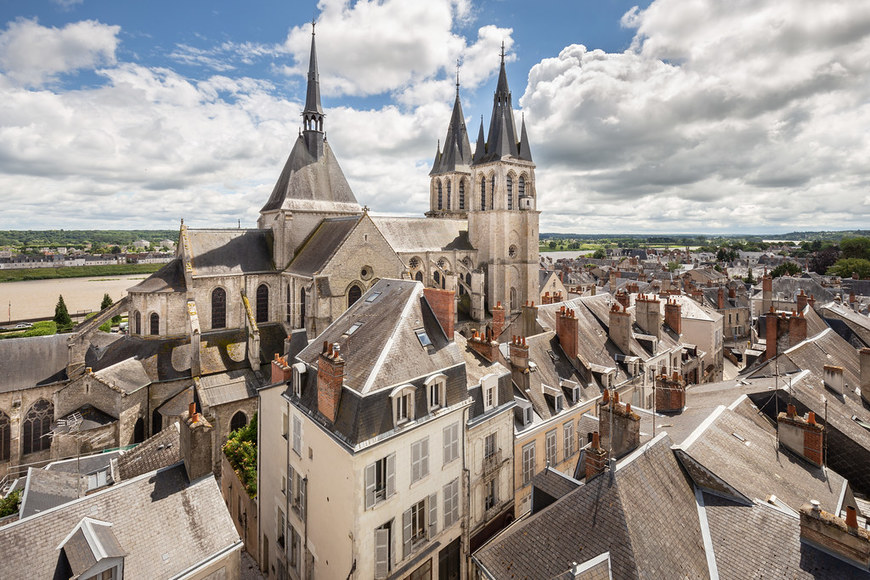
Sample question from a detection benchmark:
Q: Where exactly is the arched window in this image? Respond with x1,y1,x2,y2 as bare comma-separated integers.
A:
300,289,307,328
133,417,145,444
507,174,514,210
437,181,443,210
286,285,292,323
230,411,247,433
490,175,496,209
212,287,226,329
459,180,465,210
256,284,269,324
150,312,159,336
23,399,53,455
0,411,9,462
152,409,163,434
480,176,486,210
434,271,441,286
415,270,424,282
519,175,526,197
510,287,518,312
134,311,141,335
446,181,451,209
348,284,363,308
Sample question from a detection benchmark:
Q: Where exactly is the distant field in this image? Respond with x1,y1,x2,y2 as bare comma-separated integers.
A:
0,263,163,283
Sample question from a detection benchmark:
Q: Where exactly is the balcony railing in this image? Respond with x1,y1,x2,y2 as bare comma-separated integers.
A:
483,449,502,475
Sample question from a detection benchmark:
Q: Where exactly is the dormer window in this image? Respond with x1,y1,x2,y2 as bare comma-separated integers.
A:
425,374,447,412
292,362,307,398
415,328,432,348
391,385,416,426
482,373,499,411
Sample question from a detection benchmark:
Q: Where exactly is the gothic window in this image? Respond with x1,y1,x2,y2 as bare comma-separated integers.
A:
348,284,363,308
133,417,145,443
490,175,495,209
465,273,471,289
23,399,53,455
509,245,518,258
409,256,420,269
437,181,443,210
230,411,247,433
299,289,307,328
256,284,269,324
133,311,141,335
519,175,526,197
212,287,227,329
0,411,9,462
446,181,451,209
459,180,465,210
415,271,424,282
150,312,159,336
510,287,518,312
507,174,513,210
480,176,486,210
286,285,292,323
434,271,441,286
437,258,446,269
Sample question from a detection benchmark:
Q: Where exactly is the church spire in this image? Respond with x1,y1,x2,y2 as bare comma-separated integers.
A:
518,112,533,162
477,41,519,164
303,21,324,132
473,116,485,164
430,65,472,175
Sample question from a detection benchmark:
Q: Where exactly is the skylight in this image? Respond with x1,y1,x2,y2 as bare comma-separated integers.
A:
415,328,432,347
345,322,363,336
365,291,382,303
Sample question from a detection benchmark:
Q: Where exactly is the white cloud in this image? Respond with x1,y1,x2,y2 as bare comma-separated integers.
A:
0,18,119,86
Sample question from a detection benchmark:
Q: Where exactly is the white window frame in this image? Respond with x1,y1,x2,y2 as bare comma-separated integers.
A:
391,385,416,427
484,478,497,511
522,442,535,486
425,374,447,412
482,373,498,411
443,478,460,528
563,421,575,458
443,422,460,465
365,453,396,509
546,429,558,466
292,415,302,456
411,437,430,483
484,433,497,459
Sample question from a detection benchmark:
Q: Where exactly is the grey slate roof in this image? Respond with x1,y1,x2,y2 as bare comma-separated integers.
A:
476,57,521,164
85,334,191,382
286,215,360,277
186,229,275,276
430,91,473,175
0,333,69,393
127,258,185,293
92,357,151,393
531,467,581,504
19,467,85,518
117,423,181,481
199,368,259,407
770,276,836,304
370,216,473,253
0,464,241,579
818,300,870,348
61,518,126,577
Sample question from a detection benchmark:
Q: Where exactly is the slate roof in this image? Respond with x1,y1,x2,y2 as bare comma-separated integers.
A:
92,357,151,393
818,300,870,348
60,518,126,577
117,423,181,481
198,369,260,407
285,215,360,277
370,216,473,253
199,328,251,375
186,229,275,277
531,467,581,503
19,467,85,518
0,333,69,393
85,335,191,383
0,464,241,578
473,435,709,579
430,91,473,175
127,258,185,293
770,276,837,304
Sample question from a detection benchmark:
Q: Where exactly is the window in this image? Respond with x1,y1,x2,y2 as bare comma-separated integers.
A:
211,287,226,329
482,373,498,411
426,374,446,411
348,284,363,308
85,568,118,580
411,437,429,483
446,181,451,209
437,181,443,210
564,421,575,458
484,433,496,459
485,384,495,409
365,454,396,509
149,312,159,335
521,442,535,486
459,180,465,210
345,322,363,336
518,175,526,197
286,285,292,323
86,469,108,490
443,423,460,465
290,472,306,520
490,175,495,208
23,399,52,455
256,284,269,323
365,291,382,303
374,521,392,579
443,479,460,528
485,478,497,511
403,494,437,558
546,429,558,466
282,411,288,440
290,526,300,569
281,474,287,495
507,174,513,210
415,328,432,348
133,310,141,335
0,411,9,462
277,509,286,549
392,386,416,426
480,176,486,210
292,415,302,456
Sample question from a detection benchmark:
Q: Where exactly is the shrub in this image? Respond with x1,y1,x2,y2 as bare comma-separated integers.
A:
0,490,21,517
223,413,257,498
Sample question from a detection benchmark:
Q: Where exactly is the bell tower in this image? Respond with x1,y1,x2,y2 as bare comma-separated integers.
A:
427,67,473,218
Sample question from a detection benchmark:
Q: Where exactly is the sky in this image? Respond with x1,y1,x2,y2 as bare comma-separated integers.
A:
0,0,869,235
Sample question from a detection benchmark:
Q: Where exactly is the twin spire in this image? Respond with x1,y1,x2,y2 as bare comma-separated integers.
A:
303,21,324,133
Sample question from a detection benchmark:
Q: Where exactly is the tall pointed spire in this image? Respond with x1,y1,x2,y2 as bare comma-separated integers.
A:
430,67,472,175
303,21,324,131
518,113,533,162
477,41,519,164
473,116,485,163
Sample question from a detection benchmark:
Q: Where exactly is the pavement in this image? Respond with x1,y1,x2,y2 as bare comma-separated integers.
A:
240,550,265,580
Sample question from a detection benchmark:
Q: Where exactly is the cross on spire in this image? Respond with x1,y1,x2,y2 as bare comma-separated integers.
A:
500,41,505,64
455,58,461,96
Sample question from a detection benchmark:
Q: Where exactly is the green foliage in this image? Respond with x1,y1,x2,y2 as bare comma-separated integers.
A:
0,320,57,340
0,490,21,517
771,262,802,278
827,258,870,279
592,249,606,259
667,261,681,273
840,237,870,260
223,413,258,498
548,240,557,249
716,247,738,262
101,292,121,324
53,295,72,332
0,229,177,248
0,263,162,283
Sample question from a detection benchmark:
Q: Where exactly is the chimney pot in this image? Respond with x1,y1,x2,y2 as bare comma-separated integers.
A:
846,506,859,530
787,404,796,417
189,402,196,417
811,499,821,511
807,412,816,425
602,389,610,404
613,391,620,405
322,340,329,354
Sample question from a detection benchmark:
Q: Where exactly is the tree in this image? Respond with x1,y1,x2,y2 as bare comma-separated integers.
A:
110,245,121,254
771,262,802,278
716,247,738,263
827,258,870,280
53,295,72,332
101,292,121,324
840,237,870,260
809,246,840,275
667,261,681,273
592,249,606,259
548,240,557,249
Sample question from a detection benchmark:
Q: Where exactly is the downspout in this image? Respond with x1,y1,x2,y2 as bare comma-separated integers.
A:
462,405,471,578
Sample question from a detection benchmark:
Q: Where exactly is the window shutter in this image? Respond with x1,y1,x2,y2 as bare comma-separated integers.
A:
288,465,295,501
365,463,376,509
428,493,438,539
374,528,389,579
386,454,396,498
403,508,412,558
411,442,420,482
300,478,307,520
421,438,429,478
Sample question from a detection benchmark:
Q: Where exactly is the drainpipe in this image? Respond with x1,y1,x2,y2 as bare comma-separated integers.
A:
461,405,471,579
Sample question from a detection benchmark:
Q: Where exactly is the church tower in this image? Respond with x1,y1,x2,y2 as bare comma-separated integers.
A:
428,72,473,218
258,23,361,268
468,46,539,312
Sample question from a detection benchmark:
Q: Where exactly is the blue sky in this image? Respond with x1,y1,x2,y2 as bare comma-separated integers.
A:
0,0,868,234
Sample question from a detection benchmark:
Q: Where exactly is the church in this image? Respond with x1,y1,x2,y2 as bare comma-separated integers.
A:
128,27,540,347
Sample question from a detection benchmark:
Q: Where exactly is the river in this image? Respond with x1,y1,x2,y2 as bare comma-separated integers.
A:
0,274,146,323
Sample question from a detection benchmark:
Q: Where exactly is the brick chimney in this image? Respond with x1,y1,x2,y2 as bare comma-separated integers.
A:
796,289,808,313
317,342,345,423
521,301,538,338
824,365,845,396
585,431,608,481
800,501,870,570
789,310,807,346
635,294,661,340
423,287,455,340
728,284,736,299
510,335,529,371
808,293,816,309
861,348,870,407
778,406,824,466
665,298,682,335
655,371,686,413
762,270,772,314
271,353,292,385
717,286,725,309
609,270,619,293
614,289,630,310
467,329,499,363
608,303,631,356
765,310,806,360
556,306,578,360
180,402,214,481
599,390,641,459
491,301,505,341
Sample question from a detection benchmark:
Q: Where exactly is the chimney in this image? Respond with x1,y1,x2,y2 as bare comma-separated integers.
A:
789,310,807,346
521,301,538,338
584,431,608,481
423,287,455,340
180,402,214,481
609,270,620,293
271,353,292,385
615,289,630,310
635,294,662,340
861,348,870,407
608,303,631,356
777,409,824,466
762,271,772,314
556,307,579,360
824,365,845,396
655,371,686,413
808,293,816,309
317,342,345,423
799,501,870,570
510,335,529,371
491,301,505,341
728,284,736,299
765,310,805,361
665,298,682,335
796,289,808,313
717,286,725,309
599,390,641,459
467,329,499,363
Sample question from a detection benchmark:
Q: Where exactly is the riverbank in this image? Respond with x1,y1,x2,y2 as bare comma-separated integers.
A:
0,262,163,283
